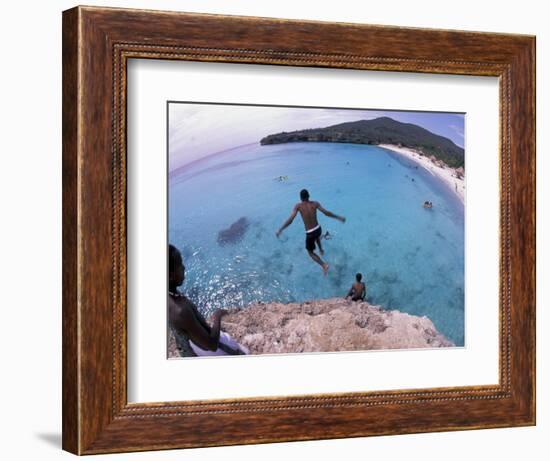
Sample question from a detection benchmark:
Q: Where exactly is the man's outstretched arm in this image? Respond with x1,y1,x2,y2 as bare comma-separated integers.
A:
317,202,346,223
276,205,298,237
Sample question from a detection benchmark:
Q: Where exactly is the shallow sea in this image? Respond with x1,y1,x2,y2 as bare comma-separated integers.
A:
169,142,465,346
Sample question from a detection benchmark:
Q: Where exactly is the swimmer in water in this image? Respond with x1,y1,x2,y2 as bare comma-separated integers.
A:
322,230,333,240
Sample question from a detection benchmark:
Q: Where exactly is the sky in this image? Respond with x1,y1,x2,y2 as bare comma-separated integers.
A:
168,103,465,172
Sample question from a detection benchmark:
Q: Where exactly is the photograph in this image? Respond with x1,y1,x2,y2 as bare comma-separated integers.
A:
52,3,536,455
167,103,466,358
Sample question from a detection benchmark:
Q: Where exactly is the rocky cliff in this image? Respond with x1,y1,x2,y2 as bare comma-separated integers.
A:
168,298,454,357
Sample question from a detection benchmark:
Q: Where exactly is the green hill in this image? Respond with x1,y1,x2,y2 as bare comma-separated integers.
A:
260,117,464,168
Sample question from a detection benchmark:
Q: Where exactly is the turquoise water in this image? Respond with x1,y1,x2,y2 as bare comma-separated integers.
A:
169,143,465,346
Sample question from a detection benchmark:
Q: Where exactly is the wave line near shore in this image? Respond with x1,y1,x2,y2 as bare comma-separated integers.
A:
379,144,465,203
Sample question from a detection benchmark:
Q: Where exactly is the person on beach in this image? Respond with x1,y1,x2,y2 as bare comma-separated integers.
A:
168,244,248,357
346,273,366,302
276,189,345,275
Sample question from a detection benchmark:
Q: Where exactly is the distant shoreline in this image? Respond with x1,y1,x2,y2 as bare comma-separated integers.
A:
379,144,465,204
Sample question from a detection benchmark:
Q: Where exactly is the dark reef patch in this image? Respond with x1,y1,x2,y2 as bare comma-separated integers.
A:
217,217,250,246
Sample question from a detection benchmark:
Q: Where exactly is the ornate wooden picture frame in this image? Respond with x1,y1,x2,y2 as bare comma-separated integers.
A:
62,5,535,455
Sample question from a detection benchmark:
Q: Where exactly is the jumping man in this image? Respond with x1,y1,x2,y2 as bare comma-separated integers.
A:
276,189,345,275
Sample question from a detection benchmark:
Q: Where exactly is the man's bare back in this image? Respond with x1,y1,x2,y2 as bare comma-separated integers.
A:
350,282,365,299
296,200,321,231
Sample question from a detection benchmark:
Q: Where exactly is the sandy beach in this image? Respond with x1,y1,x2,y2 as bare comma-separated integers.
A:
379,144,465,203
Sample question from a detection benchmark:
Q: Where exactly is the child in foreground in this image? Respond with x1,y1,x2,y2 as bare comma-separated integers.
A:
346,273,366,302
168,244,249,357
